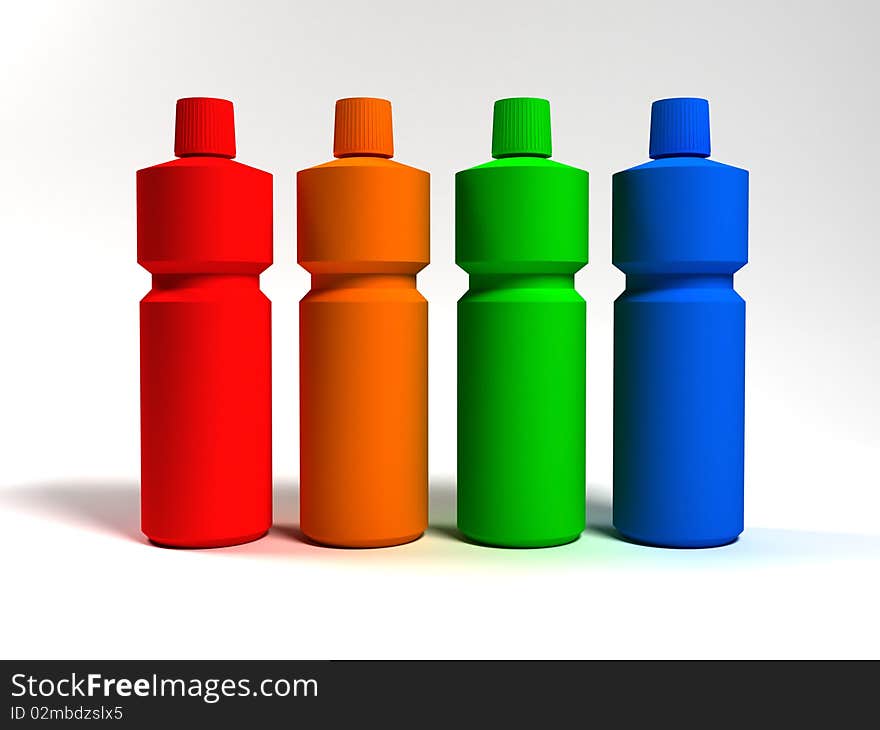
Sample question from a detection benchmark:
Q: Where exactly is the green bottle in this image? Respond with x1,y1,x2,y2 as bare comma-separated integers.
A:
456,98,588,547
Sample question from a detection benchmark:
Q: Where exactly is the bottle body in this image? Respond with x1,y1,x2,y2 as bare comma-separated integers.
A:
138,156,273,547
458,276,585,546
612,156,748,547
297,156,429,547
456,157,588,547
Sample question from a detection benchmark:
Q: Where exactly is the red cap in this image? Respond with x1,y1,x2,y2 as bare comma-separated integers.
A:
333,97,393,158
174,97,236,158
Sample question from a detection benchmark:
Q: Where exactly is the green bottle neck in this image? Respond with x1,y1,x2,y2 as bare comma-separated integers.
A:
468,273,575,291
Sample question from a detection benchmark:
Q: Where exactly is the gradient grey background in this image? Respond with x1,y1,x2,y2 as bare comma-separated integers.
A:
0,1,878,658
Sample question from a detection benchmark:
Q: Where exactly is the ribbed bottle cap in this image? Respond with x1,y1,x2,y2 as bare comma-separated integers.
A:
174,97,236,158
649,97,710,159
491,97,552,159
333,97,394,158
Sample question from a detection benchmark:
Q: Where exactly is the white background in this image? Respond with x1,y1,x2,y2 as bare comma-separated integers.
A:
1,0,878,658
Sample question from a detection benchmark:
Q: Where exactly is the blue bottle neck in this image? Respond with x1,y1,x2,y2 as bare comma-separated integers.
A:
626,273,734,292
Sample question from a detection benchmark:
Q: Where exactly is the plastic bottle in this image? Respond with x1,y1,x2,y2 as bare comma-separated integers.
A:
456,97,588,547
297,97,429,547
612,97,748,548
138,97,273,548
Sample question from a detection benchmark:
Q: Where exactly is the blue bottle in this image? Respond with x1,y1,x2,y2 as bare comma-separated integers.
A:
612,98,748,548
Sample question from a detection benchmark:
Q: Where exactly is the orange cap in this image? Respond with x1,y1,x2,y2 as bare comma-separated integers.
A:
333,97,394,158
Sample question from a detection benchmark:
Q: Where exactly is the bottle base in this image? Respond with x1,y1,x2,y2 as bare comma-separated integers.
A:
614,525,741,549
145,528,269,549
301,529,425,549
459,528,583,549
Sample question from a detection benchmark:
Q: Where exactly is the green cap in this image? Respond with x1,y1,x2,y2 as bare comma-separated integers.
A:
491,97,552,159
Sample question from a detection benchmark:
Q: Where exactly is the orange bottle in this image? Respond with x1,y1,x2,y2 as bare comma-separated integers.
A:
297,97,429,547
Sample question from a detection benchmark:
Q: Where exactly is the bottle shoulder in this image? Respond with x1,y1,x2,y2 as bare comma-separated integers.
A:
297,156,428,177
615,156,747,178
457,157,588,178
137,157,271,180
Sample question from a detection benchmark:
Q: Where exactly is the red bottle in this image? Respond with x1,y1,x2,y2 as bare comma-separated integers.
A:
138,97,273,547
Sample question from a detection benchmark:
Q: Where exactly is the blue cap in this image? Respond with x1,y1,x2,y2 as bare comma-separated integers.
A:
649,97,710,159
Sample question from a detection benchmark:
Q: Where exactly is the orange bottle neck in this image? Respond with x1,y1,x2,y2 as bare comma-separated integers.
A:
310,273,417,290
